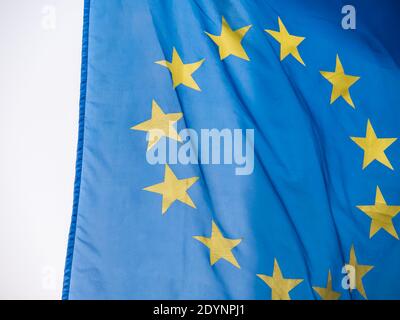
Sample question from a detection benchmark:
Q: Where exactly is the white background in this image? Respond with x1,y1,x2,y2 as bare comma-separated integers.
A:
0,0,83,299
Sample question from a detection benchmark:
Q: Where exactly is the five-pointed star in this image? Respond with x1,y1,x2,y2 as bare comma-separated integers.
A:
205,16,252,61
357,186,400,239
143,164,199,214
320,55,360,108
312,270,341,300
193,221,242,268
257,259,303,300
130,100,182,151
351,119,397,170
265,17,306,66
155,48,205,91
346,245,373,299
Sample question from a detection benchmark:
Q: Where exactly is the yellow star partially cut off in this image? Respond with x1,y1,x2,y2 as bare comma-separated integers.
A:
320,55,360,108
130,100,182,151
265,17,306,66
143,164,198,215
345,245,373,300
205,16,252,61
257,259,303,300
351,119,397,170
193,220,242,268
312,270,341,300
156,48,205,91
357,186,400,239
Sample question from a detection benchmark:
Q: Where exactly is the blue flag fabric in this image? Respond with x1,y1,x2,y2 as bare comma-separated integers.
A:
63,0,400,299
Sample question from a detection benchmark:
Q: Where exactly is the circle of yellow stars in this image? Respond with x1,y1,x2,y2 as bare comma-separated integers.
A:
127,15,398,300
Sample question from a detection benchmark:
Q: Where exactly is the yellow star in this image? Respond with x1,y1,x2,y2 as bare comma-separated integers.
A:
130,100,182,151
351,119,397,170
205,17,252,61
320,55,360,108
155,48,205,91
193,221,242,268
143,164,198,214
265,17,306,66
312,270,341,300
257,259,303,300
346,245,373,299
357,186,400,239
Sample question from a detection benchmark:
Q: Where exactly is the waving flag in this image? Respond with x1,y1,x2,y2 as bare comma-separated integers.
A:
63,0,400,299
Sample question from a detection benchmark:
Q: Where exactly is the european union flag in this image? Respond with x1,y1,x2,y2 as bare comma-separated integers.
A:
63,0,400,299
